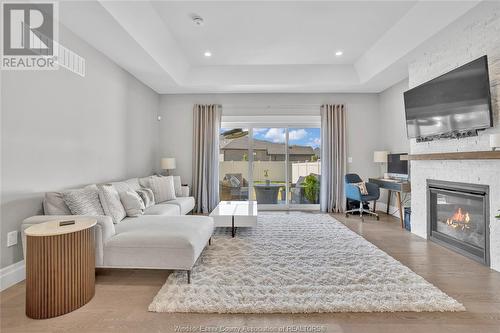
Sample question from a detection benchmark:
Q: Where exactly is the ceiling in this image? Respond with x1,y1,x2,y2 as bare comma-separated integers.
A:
58,1,481,94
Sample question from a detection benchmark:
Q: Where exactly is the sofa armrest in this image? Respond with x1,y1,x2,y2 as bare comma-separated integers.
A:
180,185,190,197
22,215,115,267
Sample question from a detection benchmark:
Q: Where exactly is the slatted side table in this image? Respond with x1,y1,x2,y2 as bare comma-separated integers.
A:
24,218,96,319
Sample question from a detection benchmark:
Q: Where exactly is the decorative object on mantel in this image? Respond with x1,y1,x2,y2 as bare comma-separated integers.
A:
490,133,500,151
496,209,500,219
403,151,500,161
373,150,389,177
161,157,176,176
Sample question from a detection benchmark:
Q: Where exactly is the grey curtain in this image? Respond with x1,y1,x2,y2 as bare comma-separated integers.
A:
192,104,222,213
320,104,347,213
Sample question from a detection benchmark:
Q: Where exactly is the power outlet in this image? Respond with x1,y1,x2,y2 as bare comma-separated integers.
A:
7,231,18,247
348,157,353,163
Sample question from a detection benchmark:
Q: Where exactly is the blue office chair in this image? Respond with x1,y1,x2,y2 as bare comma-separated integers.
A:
345,173,380,221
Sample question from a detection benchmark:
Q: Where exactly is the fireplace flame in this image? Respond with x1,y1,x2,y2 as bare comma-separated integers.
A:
446,207,471,230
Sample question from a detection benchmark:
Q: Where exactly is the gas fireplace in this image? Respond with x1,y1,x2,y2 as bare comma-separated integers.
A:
427,179,490,265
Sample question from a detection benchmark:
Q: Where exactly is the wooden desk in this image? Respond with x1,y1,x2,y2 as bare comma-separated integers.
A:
368,178,411,228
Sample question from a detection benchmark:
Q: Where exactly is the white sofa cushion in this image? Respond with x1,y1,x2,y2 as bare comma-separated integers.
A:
98,184,126,224
104,215,214,269
120,190,145,217
149,175,176,203
144,203,180,216
62,185,105,216
43,192,72,215
165,197,195,215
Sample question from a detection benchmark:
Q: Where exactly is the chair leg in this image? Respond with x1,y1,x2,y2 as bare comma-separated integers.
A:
359,201,364,222
187,270,191,284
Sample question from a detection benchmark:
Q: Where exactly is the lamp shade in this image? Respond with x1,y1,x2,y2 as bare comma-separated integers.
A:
161,158,176,170
373,151,389,163
490,133,500,149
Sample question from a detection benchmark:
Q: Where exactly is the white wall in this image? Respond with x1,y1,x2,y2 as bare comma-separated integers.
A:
159,93,381,187
406,1,500,271
0,24,160,269
376,79,410,208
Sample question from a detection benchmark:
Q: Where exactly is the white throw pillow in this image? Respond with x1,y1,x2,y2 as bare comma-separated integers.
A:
172,176,182,197
136,188,155,208
97,184,127,224
149,175,176,203
120,190,145,217
354,182,369,195
62,185,105,216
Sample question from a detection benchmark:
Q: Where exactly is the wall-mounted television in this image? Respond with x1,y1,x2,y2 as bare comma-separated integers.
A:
404,56,493,141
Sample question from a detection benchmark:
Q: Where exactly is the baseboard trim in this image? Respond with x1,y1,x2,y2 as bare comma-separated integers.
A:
0,260,25,291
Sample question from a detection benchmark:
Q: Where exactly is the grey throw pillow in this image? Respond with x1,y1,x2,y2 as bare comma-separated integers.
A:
62,185,105,216
97,184,127,224
136,188,155,208
148,176,176,203
120,190,145,217
43,192,72,215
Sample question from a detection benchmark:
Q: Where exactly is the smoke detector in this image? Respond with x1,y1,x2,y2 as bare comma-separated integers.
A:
191,15,204,26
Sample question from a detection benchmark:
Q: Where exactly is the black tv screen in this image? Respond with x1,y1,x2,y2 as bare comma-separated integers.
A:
388,153,408,175
404,56,493,139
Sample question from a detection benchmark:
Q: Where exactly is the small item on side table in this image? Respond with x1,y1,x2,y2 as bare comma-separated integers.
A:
24,218,96,319
59,220,76,226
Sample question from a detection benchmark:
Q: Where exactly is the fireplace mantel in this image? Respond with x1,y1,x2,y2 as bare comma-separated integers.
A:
403,151,500,161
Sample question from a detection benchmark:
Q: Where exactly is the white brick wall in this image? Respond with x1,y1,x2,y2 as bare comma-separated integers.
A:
408,2,500,271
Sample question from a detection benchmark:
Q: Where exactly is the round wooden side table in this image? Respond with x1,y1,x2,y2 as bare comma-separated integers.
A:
24,218,96,319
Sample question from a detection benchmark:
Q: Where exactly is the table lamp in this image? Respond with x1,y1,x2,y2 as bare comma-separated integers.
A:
161,157,176,176
373,151,389,178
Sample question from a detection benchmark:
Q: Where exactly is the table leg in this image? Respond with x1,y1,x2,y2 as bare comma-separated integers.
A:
396,192,404,228
231,215,235,238
386,190,391,214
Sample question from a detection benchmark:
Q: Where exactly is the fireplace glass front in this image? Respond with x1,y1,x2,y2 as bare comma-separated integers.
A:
428,180,489,265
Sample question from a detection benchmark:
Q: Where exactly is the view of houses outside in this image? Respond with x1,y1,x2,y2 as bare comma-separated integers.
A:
219,128,321,205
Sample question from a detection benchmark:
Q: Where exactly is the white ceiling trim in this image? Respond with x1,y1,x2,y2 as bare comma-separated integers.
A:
59,1,483,94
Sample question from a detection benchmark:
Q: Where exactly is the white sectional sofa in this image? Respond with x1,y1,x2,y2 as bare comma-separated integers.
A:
21,176,214,283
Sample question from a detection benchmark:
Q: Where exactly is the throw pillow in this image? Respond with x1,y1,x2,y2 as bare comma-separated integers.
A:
120,190,145,217
62,185,105,216
136,188,155,208
354,182,369,195
43,192,72,215
97,184,127,224
172,176,182,197
148,175,176,203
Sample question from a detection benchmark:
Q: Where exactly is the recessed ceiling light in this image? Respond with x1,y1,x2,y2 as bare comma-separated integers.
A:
204,51,212,57
335,51,343,56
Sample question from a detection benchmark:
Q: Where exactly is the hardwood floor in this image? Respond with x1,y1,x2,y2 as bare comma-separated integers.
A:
1,212,500,333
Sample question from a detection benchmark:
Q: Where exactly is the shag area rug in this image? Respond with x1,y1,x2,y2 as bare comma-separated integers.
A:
149,213,464,313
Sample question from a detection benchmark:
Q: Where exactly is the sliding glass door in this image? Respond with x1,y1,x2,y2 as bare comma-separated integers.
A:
288,128,321,207
219,126,320,209
251,128,287,207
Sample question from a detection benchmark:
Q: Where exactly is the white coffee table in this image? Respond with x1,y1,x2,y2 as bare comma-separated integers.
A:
210,201,258,237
